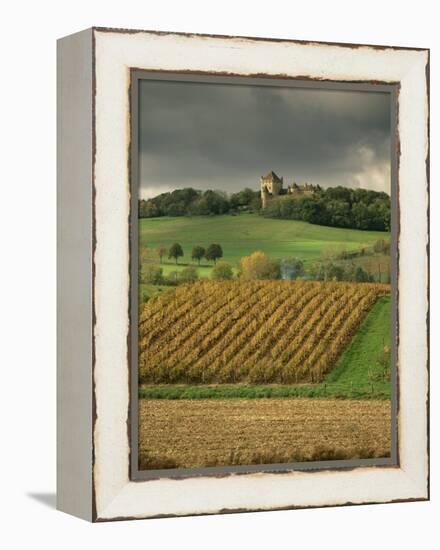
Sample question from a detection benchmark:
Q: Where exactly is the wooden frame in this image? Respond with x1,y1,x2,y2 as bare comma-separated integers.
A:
57,27,429,522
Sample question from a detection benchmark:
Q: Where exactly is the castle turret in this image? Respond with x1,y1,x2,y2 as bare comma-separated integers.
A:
260,171,283,209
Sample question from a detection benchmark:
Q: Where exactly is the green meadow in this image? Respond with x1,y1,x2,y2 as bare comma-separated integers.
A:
139,213,389,273
325,295,391,389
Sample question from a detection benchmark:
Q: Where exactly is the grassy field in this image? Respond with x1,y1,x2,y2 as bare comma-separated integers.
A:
139,398,391,469
139,213,389,274
139,295,391,399
325,295,391,387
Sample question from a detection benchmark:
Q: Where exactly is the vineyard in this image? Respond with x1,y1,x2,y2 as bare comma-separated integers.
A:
139,280,390,384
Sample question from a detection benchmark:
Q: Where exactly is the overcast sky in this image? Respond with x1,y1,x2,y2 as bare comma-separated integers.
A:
139,79,391,199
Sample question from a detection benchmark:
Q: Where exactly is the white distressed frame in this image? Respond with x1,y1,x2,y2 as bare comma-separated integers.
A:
62,28,429,521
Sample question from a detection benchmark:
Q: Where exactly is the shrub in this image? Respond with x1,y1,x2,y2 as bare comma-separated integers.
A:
279,258,305,280
165,271,180,285
212,261,234,280
142,265,163,284
373,239,391,255
179,266,199,283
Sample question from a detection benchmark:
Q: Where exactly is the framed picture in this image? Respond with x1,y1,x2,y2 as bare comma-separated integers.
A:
57,27,429,521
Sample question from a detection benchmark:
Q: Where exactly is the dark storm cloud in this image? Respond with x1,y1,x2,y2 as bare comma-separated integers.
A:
139,80,391,198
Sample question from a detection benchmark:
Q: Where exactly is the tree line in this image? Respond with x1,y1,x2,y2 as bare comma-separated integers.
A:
156,242,224,265
262,186,391,231
141,242,227,289
139,185,390,232
141,238,390,294
139,188,260,218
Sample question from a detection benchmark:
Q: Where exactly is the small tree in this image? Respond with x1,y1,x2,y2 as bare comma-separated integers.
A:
138,247,153,277
212,261,233,280
156,245,167,264
168,242,184,264
240,251,280,280
191,245,205,266
166,271,180,285
205,243,223,265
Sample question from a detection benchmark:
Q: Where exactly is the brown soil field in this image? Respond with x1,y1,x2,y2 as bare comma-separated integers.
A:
139,398,391,469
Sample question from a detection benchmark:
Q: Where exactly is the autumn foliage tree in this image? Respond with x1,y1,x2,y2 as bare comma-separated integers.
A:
240,251,280,280
156,245,167,264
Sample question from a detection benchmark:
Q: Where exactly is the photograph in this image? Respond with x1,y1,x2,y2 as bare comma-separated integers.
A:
135,77,395,472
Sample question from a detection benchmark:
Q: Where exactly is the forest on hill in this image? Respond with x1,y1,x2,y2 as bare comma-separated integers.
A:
139,185,390,231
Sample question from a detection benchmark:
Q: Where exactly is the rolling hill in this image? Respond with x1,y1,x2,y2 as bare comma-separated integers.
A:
139,213,389,274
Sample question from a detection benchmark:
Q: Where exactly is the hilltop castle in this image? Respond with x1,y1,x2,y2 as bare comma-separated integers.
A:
260,171,318,209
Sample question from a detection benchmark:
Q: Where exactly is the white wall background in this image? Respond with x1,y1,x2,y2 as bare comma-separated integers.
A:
0,0,437,548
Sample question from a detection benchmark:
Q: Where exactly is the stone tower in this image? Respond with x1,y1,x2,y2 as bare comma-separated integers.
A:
261,185,269,209
260,171,283,209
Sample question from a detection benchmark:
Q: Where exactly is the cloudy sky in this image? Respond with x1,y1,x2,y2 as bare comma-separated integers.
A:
139,79,391,199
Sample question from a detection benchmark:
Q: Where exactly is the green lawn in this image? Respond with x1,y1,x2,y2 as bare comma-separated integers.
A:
325,295,391,391
139,295,392,400
139,213,389,273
